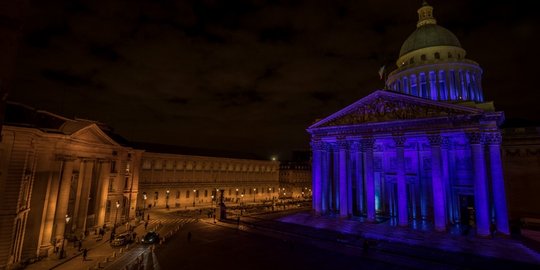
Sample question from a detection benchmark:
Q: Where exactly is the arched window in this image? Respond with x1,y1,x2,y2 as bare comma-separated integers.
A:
434,52,440,59
421,54,426,61
448,52,453,58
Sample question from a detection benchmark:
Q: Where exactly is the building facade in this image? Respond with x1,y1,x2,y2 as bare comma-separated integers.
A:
308,2,509,237
279,160,312,200
501,126,540,223
138,151,280,209
0,102,141,268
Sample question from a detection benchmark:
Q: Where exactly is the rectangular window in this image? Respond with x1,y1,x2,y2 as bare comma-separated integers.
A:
204,190,208,197
108,177,115,192
186,190,190,198
110,161,117,173
176,191,180,199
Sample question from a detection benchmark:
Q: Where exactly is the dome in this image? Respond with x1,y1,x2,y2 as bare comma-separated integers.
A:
399,24,461,57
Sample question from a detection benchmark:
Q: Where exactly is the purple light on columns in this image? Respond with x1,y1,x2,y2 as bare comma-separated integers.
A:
428,134,447,231
394,135,408,226
362,137,376,221
467,132,490,237
311,141,323,214
355,143,364,215
486,132,510,235
338,141,348,217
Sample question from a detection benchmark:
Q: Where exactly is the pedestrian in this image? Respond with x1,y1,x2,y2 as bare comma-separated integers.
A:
187,231,192,242
147,214,150,221
144,221,148,230
82,248,88,261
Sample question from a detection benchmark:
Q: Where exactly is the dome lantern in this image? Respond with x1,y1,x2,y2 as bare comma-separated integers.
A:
417,1,437,28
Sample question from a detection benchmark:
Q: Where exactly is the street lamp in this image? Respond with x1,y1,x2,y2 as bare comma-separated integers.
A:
253,188,256,203
193,190,196,207
142,192,147,218
110,201,120,241
166,189,170,209
59,214,71,259
236,188,239,203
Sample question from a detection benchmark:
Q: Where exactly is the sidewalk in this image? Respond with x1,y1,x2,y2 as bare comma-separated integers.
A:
25,220,145,270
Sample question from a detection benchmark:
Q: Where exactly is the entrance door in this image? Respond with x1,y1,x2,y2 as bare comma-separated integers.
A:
459,195,475,227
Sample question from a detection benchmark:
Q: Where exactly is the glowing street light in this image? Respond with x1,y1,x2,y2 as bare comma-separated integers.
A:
166,189,170,209
59,214,71,259
193,190,197,207
110,201,120,241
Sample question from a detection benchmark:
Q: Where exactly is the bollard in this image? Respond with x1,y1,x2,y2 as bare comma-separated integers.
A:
126,244,130,250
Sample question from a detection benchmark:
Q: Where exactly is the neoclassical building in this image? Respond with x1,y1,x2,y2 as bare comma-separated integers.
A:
0,102,141,268
308,2,509,237
137,147,280,209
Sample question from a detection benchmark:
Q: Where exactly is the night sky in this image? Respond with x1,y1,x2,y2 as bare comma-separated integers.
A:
10,0,539,159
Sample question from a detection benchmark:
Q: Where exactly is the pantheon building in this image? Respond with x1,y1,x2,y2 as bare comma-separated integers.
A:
308,2,509,237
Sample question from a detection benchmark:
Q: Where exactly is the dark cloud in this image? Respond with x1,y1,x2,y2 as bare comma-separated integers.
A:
167,96,189,104
24,22,69,48
40,69,102,89
215,88,265,108
89,44,122,62
259,26,297,43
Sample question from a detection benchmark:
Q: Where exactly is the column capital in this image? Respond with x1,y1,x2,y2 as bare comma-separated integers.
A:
483,132,502,145
336,140,349,150
392,134,407,147
466,131,483,145
310,141,326,151
427,133,442,146
348,141,361,151
360,136,375,150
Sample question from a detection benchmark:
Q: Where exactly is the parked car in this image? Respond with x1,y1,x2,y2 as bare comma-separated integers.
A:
110,232,133,247
141,231,160,244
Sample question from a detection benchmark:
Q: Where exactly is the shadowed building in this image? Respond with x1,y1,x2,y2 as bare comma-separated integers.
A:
0,102,141,268
308,2,509,237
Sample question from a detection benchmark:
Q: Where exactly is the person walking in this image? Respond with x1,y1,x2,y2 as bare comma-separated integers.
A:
82,248,88,261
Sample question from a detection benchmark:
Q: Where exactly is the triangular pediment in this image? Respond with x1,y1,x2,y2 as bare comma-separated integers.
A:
309,90,485,129
70,124,120,146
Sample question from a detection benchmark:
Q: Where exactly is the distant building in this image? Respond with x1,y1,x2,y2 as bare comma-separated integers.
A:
308,2,509,237
279,151,312,200
501,125,540,224
136,144,280,209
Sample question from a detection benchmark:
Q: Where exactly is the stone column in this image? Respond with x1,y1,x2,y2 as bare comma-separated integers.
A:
485,132,510,235
96,161,111,227
54,158,74,240
428,134,447,231
338,141,348,217
311,141,323,214
362,137,376,221
75,160,94,235
393,135,408,226
321,143,331,214
353,142,364,215
467,132,490,236
441,137,453,223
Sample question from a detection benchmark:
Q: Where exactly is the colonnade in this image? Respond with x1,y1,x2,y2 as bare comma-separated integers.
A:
39,157,122,249
387,67,483,102
311,131,509,236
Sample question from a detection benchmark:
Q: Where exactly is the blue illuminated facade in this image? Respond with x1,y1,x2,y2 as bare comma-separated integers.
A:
308,2,509,237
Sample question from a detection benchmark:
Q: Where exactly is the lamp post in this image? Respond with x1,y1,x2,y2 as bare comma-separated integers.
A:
253,188,256,203
142,192,147,218
110,201,120,241
193,189,196,207
235,188,239,204
59,214,71,259
166,189,170,209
